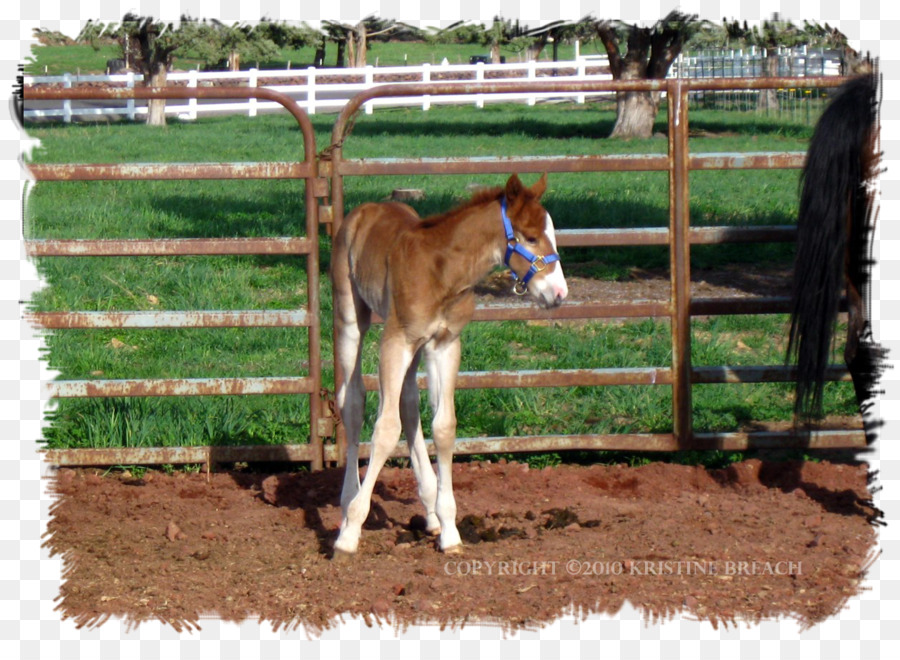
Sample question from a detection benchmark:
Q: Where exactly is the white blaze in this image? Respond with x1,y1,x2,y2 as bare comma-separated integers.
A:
543,212,568,302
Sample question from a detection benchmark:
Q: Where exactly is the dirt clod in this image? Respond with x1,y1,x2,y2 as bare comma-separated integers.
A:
164,522,183,542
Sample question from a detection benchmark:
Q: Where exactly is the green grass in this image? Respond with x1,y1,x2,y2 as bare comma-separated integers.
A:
26,41,586,76
23,100,858,456
26,44,123,76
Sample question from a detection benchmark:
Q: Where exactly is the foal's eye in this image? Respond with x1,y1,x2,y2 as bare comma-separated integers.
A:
524,236,538,245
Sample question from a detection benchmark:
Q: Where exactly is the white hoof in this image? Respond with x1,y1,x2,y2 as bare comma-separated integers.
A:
332,547,356,562
333,528,359,557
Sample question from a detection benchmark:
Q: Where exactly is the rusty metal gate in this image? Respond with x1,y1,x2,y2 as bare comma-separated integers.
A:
25,86,329,469
24,77,866,469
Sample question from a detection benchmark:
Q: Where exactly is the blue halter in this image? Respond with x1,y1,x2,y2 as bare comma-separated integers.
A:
501,197,560,295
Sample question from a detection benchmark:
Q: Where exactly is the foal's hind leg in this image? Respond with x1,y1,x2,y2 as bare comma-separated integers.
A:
336,323,368,516
334,328,414,556
400,349,441,536
333,284,371,517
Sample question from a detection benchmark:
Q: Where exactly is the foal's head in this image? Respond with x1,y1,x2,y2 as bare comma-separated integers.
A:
501,174,568,308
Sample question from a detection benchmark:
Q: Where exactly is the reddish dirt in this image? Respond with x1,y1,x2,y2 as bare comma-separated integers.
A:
46,457,879,634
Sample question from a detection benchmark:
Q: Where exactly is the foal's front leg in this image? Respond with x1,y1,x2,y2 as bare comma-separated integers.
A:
334,329,414,557
425,337,463,553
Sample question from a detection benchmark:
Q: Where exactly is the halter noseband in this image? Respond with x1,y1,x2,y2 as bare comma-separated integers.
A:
501,197,560,295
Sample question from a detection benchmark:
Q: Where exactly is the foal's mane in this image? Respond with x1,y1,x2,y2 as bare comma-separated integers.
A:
418,186,504,229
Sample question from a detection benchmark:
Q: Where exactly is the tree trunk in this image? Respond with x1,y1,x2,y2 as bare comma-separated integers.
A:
529,36,547,61
352,25,367,68
609,62,660,139
228,50,241,72
146,64,167,126
756,49,780,112
610,90,660,139
491,42,501,64
346,33,356,68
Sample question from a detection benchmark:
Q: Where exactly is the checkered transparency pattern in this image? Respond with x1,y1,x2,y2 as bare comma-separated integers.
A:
2,0,898,657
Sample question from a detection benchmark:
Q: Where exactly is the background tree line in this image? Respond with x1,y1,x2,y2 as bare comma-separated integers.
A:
37,12,864,135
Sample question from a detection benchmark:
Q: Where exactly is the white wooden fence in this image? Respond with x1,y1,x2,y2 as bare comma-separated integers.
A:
23,58,613,122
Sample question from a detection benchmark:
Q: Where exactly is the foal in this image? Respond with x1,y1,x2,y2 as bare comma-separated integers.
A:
331,173,567,556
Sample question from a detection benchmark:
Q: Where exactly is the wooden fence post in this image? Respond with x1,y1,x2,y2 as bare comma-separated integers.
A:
187,70,197,120
422,62,431,111
527,60,537,106
126,71,136,121
63,73,71,123
577,59,586,104
364,66,374,115
248,68,258,117
307,67,316,115
475,62,485,109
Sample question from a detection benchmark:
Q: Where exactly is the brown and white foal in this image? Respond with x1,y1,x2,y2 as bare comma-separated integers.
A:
331,173,567,556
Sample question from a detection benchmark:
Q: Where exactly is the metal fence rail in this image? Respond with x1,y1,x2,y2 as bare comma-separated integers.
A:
24,76,866,468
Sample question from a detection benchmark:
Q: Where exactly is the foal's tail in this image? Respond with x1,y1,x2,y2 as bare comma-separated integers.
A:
787,71,882,431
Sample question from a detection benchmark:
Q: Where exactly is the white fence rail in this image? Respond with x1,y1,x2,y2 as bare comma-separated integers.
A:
23,58,613,122
23,48,845,123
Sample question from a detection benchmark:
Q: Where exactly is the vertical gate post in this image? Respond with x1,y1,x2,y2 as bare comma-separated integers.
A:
305,170,324,471
667,79,693,446
327,142,348,468
299,114,325,471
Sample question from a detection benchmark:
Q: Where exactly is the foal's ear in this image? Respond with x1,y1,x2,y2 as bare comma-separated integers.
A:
505,173,524,201
531,173,548,199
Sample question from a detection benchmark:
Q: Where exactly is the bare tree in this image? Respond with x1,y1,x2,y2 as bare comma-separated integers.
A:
481,17,532,63
322,16,403,68
119,14,195,126
595,11,702,139
723,16,806,111
183,19,280,71
799,21,868,74
526,17,595,62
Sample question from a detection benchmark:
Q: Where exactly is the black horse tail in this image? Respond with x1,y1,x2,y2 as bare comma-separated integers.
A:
787,71,882,432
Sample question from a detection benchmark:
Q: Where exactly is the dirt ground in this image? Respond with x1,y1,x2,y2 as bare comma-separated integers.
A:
46,456,879,635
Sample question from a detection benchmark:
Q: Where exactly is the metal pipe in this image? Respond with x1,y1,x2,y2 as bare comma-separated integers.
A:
27,162,310,181
47,376,317,398
44,444,320,467
25,237,313,257
24,86,319,165
27,309,310,329
668,80,693,446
